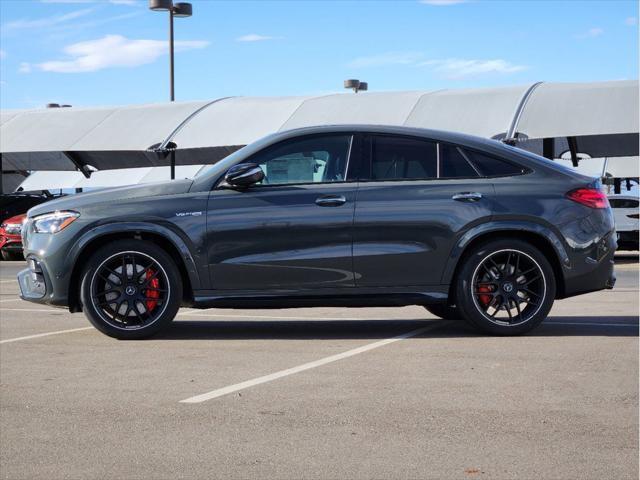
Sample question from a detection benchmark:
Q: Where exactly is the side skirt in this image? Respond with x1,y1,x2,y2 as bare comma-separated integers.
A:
191,286,449,309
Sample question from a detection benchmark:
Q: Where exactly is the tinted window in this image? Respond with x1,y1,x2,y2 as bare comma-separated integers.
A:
250,135,351,185
372,136,437,180
609,198,639,208
463,149,524,177
440,144,479,178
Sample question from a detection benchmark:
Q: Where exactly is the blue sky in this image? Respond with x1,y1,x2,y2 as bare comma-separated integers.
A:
0,0,637,109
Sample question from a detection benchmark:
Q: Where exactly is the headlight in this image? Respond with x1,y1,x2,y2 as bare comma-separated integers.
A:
32,211,80,234
2,223,23,235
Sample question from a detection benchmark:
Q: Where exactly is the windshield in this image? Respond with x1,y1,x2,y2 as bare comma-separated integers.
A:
194,144,252,179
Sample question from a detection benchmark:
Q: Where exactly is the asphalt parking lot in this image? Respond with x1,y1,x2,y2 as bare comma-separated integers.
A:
0,255,638,480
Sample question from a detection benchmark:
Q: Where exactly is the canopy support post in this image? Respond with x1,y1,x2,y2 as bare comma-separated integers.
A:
0,153,4,194
63,151,91,178
170,150,176,180
542,138,554,160
567,137,579,167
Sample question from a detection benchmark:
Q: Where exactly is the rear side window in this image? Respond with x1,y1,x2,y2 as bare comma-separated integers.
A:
440,144,480,178
463,149,524,177
372,136,437,180
609,198,639,208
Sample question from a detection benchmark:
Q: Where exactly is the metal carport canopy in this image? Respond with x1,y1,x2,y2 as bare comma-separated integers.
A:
513,80,639,138
1,80,637,170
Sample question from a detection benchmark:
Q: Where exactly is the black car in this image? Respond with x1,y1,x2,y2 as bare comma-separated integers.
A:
18,125,616,339
0,192,52,221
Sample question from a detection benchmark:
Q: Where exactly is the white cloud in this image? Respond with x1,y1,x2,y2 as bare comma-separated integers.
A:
19,62,32,73
419,58,528,78
574,27,604,39
235,34,277,42
4,8,94,29
419,0,467,5
348,52,424,68
32,34,209,73
625,17,638,26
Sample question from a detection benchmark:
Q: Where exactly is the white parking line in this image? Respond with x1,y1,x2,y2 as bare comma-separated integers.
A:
180,321,447,404
0,308,65,314
0,280,17,284
0,327,94,344
0,298,23,303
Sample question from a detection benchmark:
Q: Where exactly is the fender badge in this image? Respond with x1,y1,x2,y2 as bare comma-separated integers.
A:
175,211,203,217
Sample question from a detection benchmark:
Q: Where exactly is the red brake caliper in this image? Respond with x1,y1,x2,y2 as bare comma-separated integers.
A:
477,284,493,307
145,269,160,312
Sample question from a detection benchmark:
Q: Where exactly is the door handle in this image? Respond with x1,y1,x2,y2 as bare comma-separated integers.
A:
452,192,483,202
315,195,347,207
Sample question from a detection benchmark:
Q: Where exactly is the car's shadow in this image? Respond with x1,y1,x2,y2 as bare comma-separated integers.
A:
155,316,638,340
615,252,639,265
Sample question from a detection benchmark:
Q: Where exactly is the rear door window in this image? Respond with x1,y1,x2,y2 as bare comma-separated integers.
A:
371,136,437,180
439,144,480,178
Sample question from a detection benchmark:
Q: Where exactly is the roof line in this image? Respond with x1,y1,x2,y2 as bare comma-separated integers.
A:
505,82,543,140
401,89,448,126
277,93,344,132
158,97,235,150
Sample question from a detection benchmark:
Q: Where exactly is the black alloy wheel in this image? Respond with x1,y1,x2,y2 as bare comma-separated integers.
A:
80,240,182,339
455,239,556,335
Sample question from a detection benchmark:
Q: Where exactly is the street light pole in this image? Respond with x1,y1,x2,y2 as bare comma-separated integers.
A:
149,0,192,102
169,7,174,101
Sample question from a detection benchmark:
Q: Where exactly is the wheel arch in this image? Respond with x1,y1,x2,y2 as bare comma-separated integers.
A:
67,223,201,312
442,222,569,302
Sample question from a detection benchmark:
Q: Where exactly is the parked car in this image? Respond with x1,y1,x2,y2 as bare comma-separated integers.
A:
0,192,52,221
608,194,639,251
0,213,26,260
17,125,616,339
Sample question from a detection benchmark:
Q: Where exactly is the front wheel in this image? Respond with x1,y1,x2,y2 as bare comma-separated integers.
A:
80,240,183,339
454,239,556,335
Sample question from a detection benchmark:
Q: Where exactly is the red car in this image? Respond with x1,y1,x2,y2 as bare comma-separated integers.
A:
0,213,26,260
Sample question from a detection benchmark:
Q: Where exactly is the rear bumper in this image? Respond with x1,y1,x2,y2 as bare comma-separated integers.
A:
561,231,616,298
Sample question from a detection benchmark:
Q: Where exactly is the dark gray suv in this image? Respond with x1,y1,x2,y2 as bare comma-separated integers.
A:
18,125,616,339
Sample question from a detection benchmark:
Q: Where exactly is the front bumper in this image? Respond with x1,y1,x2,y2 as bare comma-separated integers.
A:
18,257,49,300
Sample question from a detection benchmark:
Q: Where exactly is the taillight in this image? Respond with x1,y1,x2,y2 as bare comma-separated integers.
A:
566,188,609,209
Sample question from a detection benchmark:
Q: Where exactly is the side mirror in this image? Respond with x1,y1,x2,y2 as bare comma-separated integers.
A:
223,163,264,188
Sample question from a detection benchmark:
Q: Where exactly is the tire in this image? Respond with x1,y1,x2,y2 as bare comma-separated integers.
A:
424,304,461,320
80,239,183,340
454,239,556,335
1,250,23,261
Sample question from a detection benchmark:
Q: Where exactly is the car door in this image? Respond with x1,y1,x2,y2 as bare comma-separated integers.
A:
206,133,358,291
353,135,495,287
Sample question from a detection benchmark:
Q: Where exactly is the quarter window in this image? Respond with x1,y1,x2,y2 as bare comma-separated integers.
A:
462,149,524,177
249,135,352,185
372,136,437,180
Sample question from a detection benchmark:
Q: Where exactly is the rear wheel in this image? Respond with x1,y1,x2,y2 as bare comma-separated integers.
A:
454,239,556,335
424,304,461,320
80,240,182,339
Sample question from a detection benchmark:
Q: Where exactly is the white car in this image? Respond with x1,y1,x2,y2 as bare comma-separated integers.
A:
608,194,639,250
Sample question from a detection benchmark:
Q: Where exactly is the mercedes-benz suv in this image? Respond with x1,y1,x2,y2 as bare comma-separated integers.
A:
18,125,616,339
